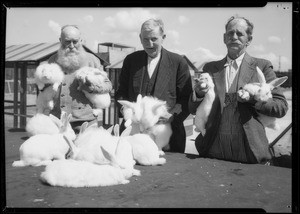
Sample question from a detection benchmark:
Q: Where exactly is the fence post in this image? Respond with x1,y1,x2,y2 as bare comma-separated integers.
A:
20,63,27,129
13,63,18,128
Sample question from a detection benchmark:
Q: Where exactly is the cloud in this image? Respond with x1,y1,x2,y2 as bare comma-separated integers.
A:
83,15,94,23
166,30,180,45
250,44,265,52
104,8,158,32
191,47,223,62
48,20,61,36
268,36,282,44
255,52,291,71
178,15,189,24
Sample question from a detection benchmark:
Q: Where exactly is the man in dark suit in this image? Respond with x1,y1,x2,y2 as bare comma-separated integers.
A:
115,19,193,153
189,16,288,164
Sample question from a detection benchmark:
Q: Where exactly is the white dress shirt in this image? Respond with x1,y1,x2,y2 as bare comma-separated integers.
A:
225,53,245,92
147,52,161,78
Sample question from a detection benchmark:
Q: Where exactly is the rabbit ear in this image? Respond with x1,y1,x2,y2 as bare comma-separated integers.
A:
79,122,89,134
268,76,288,90
63,135,77,153
113,124,120,136
152,101,166,113
120,125,132,137
256,66,266,84
118,100,134,109
49,114,63,128
136,94,142,103
106,125,114,134
100,146,120,168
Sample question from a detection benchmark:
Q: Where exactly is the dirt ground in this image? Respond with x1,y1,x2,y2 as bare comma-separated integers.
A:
3,127,292,212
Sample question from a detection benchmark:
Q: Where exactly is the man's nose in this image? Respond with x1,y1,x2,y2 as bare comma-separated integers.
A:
69,42,75,48
232,32,238,40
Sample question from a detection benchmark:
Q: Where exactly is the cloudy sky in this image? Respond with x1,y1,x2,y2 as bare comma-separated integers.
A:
5,3,292,71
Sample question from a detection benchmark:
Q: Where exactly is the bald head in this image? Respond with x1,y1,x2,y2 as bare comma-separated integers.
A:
59,25,82,49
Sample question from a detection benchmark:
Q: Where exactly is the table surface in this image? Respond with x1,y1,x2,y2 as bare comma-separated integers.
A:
4,127,292,212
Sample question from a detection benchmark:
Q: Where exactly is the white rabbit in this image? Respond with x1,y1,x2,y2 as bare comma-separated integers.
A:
119,95,172,151
12,112,76,167
66,124,137,173
113,124,166,166
194,73,216,136
25,113,71,137
139,96,172,152
118,94,143,135
40,146,140,188
75,66,112,117
34,63,64,114
237,66,288,130
66,125,117,165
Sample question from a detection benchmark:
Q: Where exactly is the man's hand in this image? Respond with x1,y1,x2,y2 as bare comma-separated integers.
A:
194,78,209,98
237,89,255,103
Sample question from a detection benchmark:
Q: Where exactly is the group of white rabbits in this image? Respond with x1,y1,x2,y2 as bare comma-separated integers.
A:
13,62,173,188
194,66,288,136
13,109,170,188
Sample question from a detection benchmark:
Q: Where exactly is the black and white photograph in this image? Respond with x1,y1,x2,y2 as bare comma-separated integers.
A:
2,2,295,212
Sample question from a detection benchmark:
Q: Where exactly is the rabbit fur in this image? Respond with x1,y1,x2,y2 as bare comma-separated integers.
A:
12,112,76,167
118,95,172,151
25,113,73,137
75,66,112,117
237,66,288,130
34,63,64,114
113,124,166,166
194,72,216,136
118,94,143,135
66,124,138,174
40,146,140,188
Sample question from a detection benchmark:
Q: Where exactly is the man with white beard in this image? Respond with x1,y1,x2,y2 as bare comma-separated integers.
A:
47,25,106,132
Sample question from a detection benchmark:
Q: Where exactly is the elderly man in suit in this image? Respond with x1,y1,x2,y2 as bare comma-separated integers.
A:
189,16,288,164
115,18,193,153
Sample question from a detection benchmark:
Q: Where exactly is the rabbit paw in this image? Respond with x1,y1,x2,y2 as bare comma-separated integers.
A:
93,109,103,117
158,150,165,156
237,89,250,102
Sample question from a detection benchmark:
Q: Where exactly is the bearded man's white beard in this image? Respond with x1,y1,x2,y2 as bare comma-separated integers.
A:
56,46,87,72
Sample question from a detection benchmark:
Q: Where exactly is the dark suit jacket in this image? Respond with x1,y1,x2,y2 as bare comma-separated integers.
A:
189,53,288,163
116,48,193,152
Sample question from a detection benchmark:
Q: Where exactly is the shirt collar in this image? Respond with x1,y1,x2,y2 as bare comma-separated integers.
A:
225,52,245,67
148,51,161,63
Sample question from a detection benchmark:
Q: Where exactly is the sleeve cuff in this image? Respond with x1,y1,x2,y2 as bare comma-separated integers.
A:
192,91,204,102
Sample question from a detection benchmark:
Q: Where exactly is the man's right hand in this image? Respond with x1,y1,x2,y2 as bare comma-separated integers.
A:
194,79,209,98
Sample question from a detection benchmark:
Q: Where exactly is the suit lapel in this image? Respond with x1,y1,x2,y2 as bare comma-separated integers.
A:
212,58,227,113
132,52,148,95
153,48,172,98
237,53,257,89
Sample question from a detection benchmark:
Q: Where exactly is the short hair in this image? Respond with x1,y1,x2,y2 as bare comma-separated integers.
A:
225,15,254,38
141,19,165,35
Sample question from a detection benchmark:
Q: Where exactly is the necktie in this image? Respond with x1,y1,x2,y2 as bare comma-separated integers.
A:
229,60,237,83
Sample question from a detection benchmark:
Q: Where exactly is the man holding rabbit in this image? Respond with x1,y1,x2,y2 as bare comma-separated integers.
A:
46,25,109,132
116,19,193,153
189,15,288,164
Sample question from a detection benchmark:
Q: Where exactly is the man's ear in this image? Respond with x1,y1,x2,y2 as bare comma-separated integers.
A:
246,35,252,46
223,33,226,44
